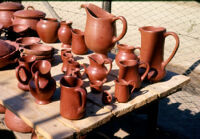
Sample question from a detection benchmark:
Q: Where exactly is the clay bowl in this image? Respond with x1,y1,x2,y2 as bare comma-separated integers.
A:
20,43,54,56
12,24,30,33
35,54,53,60
16,37,41,47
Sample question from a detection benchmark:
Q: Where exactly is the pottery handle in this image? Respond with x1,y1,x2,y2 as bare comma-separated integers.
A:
128,81,136,94
162,32,179,69
104,58,112,75
112,16,127,43
26,6,35,10
76,87,87,113
16,65,28,84
139,61,150,81
133,47,141,59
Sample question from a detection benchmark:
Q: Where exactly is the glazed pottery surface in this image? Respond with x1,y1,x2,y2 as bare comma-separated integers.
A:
29,60,56,104
16,55,36,91
58,21,72,48
71,29,88,55
115,44,140,66
139,26,179,82
16,37,41,46
81,3,127,58
37,18,60,43
118,60,150,89
83,54,112,83
0,2,24,28
60,76,87,120
5,109,33,133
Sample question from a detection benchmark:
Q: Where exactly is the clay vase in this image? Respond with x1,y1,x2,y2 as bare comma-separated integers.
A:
58,21,72,49
81,3,127,58
65,59,83,78
61,52,73,73
5,109,33,133
115,44,140,66
60,76,87,120
16,55,36,91
139,26,179,82
29,60,56,104
90,78,107,94
61,49,71,61
118,60,150,89
114,79,135,103
36,18,60,43
83,54,112,83
71,29,88,55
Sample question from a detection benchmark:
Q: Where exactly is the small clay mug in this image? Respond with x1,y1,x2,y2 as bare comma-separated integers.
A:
61,53,73,73
60,76,87,120
16,55,36,91
114,79,135,103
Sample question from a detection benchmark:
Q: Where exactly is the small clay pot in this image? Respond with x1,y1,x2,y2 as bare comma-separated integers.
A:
5,109,33,133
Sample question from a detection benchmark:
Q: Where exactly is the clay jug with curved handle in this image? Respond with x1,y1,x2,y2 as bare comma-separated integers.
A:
139,26,179,82
81,3,127,58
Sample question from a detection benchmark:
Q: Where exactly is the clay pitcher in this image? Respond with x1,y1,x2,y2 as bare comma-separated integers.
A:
81,3,127,58
58,21,72,48
71,29,88,55
139,26,179,82
115,44,140,66
61,52,73,73
60,75,87,120
83,54,112,83
16,55,36,91
65,59,83,78
29,60,56,104
36,18,60,43
118,60,150,89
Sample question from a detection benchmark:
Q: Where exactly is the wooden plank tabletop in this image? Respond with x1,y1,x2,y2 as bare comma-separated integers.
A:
0,43,190,138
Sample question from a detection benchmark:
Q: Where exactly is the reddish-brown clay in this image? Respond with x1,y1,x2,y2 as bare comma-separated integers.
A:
31,131,38,139
102,91,112,105
114,79,135,103
65,59,83,78
115,44,140,66
16,55,36,91
0,2,24,28
90,78,107,94
60,76,87,120
71,29,88,55
29,60,56,105
61,49,71,61
0,105,6,113
118,60,150,89
83,54,112,83
58,21,72,48
139,26,179,82
81,3,127,58
5,109,33,133
36,18,60,43
61,52,73,73
16,37,41,47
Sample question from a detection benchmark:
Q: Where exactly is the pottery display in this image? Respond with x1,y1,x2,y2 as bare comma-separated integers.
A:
81,3,127,58
13,6,46,31
114,79,135,103
58,21,72,48
5,109,33,133
139,26,179,82
0,2,24,28
16,55,36,91
0,40,19,68
61,52,73,73
61,49,71,61
71,29,88,55
16,37,41,47
29,60,56,104
36,18,60,43
115,44,140,66
118,60,150,89
83,54,112,83
60,75,87,120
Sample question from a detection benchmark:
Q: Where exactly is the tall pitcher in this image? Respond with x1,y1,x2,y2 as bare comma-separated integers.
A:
81,3,127,58
139,26,179,82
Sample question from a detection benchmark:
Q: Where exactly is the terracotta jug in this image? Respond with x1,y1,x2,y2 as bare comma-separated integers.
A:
60,76,87,120
16,55,36,91
71,29,88,55
114,79,135,103
61,52,73,73
5,109,33,133
115,44,140,66
58,21,72,48
36,18,60,43
65,59,83,78
81,3,127,58
139,26,179,82
83,54,112,83
118,60,150,89
29,60,56,104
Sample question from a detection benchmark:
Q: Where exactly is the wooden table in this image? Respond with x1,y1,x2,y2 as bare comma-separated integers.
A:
0,43,190,139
